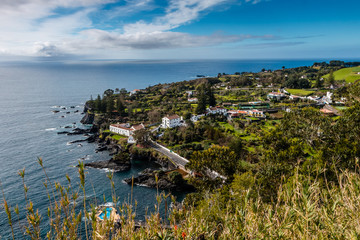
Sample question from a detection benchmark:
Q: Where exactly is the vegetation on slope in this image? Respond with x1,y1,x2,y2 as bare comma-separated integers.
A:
323,67,360,83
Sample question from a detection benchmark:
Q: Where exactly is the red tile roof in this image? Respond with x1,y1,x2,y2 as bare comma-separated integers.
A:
166,114,180,120
110,124,131,131
131,124,145,131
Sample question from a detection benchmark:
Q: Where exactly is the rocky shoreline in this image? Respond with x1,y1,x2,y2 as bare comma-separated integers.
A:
85,158,131,172
65,105,194,191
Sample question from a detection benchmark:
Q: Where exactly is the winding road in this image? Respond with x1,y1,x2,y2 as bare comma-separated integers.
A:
149,140,189,171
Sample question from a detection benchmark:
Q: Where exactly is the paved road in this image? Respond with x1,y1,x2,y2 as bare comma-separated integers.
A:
149,141,189,169
150,140,226,180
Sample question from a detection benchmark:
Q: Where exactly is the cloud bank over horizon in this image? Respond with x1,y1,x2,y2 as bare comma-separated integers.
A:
0,0,359,60
0,0,290,59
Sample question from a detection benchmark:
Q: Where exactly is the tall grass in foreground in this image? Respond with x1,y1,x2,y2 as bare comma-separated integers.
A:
2,159,360,239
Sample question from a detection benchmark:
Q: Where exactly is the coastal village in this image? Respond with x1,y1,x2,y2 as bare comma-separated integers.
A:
80,60,360,189
47,60,360,237
91,61,352,148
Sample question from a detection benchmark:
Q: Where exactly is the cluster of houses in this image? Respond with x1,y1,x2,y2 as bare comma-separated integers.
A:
206,106,266,119
159,106,267,130
267,89,345,105
227,109,266,119
110,87,343,139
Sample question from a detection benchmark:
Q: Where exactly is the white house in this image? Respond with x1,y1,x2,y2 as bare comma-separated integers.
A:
162,115,183,128
307,96,322,102
248,109,266,118
322,92,333,104
190,114,205,122
289,95,301,101
207,107,227,115
129,89,142,96
127,135,136,144
188,98,198,102
185,91,193,97
267,92,286,101
109,124,132,136
131,123,145,132
109,123,145,137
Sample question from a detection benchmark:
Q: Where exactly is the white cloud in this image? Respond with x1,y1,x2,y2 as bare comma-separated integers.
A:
123,0,229,33
72,29,273,50
0,0,272,58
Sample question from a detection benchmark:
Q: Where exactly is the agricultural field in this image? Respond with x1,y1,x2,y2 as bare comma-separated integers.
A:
323,67,360,83
286,88,315,96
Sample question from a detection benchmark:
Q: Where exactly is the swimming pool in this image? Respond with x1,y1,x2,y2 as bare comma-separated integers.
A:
98,207,112,220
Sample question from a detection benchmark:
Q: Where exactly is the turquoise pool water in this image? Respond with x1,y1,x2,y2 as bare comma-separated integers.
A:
99,207,112,220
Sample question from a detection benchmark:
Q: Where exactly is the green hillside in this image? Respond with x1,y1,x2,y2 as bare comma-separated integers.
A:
323,67,360,83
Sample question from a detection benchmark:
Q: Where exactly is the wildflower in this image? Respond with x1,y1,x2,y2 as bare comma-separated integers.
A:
182,231,186,239
174,225,178,231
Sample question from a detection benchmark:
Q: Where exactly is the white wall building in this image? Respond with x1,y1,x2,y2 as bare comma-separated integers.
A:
207,107,227,116
109,123,145,137
109,124,132,136
162,115,182,128
190,114,205,122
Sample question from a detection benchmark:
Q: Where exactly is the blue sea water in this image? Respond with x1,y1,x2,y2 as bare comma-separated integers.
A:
0,59,324,238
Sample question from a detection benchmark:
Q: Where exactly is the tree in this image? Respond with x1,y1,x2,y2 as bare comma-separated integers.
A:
104,89,114,97
327,70,335,86
187,145,238,178
95,94,102,112
196,85,207,114
314,73,323,88
207,85,216,107
106,97,114,113
133,129,150,147
148,110,161,123
228,138,244,158
285,73,310,89
116,97,125,116
168,171,183,185
120,88,127,95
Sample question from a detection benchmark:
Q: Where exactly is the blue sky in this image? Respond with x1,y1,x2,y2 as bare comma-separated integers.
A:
0,0,359,60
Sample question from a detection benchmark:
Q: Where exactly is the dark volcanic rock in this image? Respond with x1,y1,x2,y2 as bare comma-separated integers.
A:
67,128,91,135
85,157,131,172
69,138,89,144
80,112,94,124
130,151,176,170
124,169,194,191
96,144,107,152
57,131,70,134
86,135,96,143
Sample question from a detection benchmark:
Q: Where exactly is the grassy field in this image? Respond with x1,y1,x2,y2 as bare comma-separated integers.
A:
323,67,360,83
216,94,239,101
218,122,242,135
111,134,126,140
286,88,315,96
